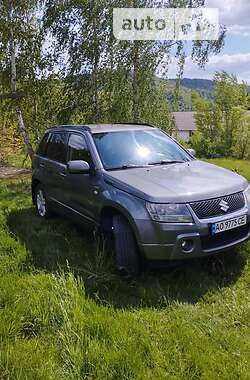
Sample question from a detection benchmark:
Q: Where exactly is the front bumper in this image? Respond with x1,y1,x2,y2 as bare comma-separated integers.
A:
138,206,250,261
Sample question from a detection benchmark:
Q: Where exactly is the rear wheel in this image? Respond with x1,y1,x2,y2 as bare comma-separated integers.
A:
35,185,51,218
113,214,140,276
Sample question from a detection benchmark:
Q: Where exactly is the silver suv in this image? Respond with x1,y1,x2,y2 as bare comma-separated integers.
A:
32,123,250,275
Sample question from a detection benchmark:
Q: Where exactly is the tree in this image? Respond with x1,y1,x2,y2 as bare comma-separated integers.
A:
190,90,224,156
191,72,249,157
214,71,249,153
0,0,47,159
232,109,250,159
44,0,225,125
0,0,226,159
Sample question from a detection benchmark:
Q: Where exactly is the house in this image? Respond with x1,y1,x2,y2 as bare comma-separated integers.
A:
173,110,250,142
172,112,196,142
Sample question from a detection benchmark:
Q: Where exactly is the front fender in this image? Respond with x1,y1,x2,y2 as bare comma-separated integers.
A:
100,184,152,245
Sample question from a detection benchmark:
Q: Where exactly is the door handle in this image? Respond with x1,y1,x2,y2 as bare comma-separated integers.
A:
93,185,100,195
59,172,67,177
39,163,45,168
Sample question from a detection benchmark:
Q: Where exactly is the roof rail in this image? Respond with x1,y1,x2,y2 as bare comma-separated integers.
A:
49,124,90,130
112,122,155,128
47,122,156,130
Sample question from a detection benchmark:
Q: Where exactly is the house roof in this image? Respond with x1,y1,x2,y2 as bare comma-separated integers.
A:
173,112,196,132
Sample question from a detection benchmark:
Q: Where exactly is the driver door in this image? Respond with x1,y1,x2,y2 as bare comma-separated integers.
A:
63,132,100,224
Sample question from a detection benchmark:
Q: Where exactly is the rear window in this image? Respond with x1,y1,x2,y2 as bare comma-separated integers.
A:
46,132,67,164
37,133,50,157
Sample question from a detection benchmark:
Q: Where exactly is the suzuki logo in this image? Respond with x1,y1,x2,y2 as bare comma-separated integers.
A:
219,200,230,212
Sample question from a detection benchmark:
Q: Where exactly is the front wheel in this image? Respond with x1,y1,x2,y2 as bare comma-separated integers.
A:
113,214,140,276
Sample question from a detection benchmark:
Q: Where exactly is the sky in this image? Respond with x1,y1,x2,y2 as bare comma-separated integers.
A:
167,0,250,83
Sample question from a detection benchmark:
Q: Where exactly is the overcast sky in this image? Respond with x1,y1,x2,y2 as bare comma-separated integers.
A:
167,0,250,83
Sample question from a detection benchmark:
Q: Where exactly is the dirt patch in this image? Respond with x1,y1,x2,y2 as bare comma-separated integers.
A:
0,166,31,179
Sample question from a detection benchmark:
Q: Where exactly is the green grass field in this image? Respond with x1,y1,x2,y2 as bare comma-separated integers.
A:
0,159,249,379
205,158,250,181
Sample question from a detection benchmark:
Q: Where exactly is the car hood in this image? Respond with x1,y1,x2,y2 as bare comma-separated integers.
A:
104,160,249,203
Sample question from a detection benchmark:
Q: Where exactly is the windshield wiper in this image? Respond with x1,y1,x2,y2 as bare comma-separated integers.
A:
107,160,187,171
107,164,149,171
148,160,186,166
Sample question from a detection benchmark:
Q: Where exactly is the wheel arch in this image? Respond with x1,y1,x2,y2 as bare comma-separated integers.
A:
32,178,41,205
100,204,141,244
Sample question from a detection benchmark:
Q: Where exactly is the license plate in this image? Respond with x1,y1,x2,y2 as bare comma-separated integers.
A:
211,215,247,235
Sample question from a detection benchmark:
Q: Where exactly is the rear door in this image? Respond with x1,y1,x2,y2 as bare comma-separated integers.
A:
34,132,50,185
43,131,68,203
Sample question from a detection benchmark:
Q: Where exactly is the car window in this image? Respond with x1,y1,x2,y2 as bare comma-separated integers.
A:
46,132,67,164
37,133,50,157
68,134,92,164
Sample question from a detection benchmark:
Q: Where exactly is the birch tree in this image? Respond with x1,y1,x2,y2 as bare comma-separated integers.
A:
44,0,225,124
0,0,43,159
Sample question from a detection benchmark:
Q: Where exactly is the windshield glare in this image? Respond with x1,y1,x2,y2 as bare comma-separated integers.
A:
93,129,191,170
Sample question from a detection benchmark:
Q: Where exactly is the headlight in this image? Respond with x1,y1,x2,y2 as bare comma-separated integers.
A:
244,185,250,206
146,203,193,223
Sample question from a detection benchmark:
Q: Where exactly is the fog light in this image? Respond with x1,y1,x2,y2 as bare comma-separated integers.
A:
181,239,194,253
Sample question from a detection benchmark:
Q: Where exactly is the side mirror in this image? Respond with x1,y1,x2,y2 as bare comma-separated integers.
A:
67,160,90,174
187,148,196,158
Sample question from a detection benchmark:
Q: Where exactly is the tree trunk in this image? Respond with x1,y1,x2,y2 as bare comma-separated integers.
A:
9,9,34,160
15,106,34,158
92,58,99,123
92,14,100,123
132,41,140,122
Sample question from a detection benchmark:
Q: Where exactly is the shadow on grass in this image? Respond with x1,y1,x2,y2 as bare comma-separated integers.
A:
7,207,249,309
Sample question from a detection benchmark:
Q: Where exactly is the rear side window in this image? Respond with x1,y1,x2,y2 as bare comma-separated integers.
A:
46,132,67,164
68,134,92,164
37,133,50,157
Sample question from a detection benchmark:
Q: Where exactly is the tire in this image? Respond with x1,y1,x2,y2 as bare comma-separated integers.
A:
35,184,52,218
113,214,140,276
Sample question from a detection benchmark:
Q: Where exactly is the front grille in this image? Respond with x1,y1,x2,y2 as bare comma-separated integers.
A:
190,192,245,219
201,224,249,251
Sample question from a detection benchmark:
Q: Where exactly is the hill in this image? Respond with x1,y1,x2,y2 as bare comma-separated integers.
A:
165,78,250,111
166,78,215,111
174,78,214,91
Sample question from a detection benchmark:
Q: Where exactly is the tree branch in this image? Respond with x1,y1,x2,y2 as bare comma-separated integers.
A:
0,91,26,100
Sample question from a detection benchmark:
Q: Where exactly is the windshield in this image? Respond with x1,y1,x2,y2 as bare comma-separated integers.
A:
93,129,192,170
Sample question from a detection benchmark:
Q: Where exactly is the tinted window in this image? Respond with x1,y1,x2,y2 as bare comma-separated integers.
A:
46,132,67,163
93,129,191,170
68,134,92,164
37,133,50,157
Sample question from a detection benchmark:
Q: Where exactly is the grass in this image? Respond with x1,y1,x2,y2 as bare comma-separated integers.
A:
0,159,249,379
0,150,31,169
205,158,250,181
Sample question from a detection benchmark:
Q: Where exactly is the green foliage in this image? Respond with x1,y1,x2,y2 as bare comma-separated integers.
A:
0,1,226,158
232,111,250,159
190,91,224,157
42,0,225,124
22,75,68,145
214,72,249,153
191,72,250,158
0,0,46,158
0,0,43,82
